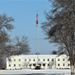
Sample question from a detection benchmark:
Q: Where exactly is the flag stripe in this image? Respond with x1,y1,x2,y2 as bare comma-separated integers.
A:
36,14,38,27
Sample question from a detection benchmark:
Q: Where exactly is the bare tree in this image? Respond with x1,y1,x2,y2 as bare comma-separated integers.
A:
0,14,14,69
0,14,30,69
10,36,30,55
42,0,75,74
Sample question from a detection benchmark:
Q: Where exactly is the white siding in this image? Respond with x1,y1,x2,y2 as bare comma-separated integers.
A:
6,54,70,70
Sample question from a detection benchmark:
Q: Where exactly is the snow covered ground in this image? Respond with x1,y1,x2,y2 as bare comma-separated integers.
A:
0,69,71,75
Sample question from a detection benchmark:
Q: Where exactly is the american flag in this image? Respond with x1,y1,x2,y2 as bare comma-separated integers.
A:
36,14,38,27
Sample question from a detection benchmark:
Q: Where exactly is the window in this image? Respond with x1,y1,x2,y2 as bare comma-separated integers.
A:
63,64,65,66
63,59,65,61
48,64,49,66
33,59,35,61
38,64,41,66
58,59,60,61
29,64,32,66
38,59,40,61
33,64,36,66
43,64,45,66
43,59,45,61
14,59,16,61
68,64,70,66
52,59,54,61
14,64,16,67
19,64,21,67
47,59,49,61
25,59,26,61
19,59,21,61
9,64,11,67
9,58,11,62
58,64,60,66
29,59,31,61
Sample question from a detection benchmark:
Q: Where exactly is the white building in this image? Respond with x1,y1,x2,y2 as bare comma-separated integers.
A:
6,54,70,70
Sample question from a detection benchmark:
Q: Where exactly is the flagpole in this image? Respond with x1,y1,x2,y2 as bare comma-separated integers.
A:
36,13,39,66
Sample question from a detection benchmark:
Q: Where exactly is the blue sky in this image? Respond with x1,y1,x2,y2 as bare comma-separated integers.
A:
0,0,58,54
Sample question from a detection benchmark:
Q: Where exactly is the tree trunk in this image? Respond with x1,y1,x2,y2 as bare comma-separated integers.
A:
71,62,75,75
